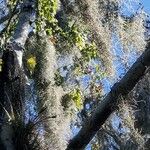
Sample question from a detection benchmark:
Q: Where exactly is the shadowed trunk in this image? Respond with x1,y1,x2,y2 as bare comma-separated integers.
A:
0,1,34,149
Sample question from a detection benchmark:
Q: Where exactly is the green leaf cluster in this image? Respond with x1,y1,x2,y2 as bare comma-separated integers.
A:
26,55,37,75
37,0,58,33
39,0,57,20
37,0,99,64
68,25,85,49
54,71,64,86
70,89,83,110
8,0,17,9
61,89,83,110
81,43,98,62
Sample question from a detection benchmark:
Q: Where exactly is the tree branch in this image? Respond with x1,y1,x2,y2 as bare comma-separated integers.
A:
0,8,19,25
9,0,35,67
0,0,20,36
66,42,150,149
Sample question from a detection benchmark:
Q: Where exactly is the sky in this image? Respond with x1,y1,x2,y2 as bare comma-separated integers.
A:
142,0,150,14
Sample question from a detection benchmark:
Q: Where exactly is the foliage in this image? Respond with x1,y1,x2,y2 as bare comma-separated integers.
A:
62,89,83,110
80,43,98,62
54,71,64,86
37,0,100,65
26,55,37,75
8,0,18,8
0,0,149,149
37,0,58,34
70,89,83,110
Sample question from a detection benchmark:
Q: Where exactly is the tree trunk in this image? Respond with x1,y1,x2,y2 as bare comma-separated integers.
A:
34,38,71,150
0,1,34,149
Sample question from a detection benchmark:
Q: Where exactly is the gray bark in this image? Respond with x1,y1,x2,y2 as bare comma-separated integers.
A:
34,38,71,150
67,42,150,149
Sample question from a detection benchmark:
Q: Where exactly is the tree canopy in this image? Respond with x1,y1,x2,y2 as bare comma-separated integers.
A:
0,0,150,150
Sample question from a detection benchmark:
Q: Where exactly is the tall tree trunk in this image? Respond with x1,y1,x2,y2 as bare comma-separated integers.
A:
34,38,71,150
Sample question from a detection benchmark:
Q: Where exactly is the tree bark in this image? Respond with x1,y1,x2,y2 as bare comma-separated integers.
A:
0,1,34,149
34,38,71,150
67,42,150,150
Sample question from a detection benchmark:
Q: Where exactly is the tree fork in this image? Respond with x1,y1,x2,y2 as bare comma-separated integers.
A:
67,42,150,150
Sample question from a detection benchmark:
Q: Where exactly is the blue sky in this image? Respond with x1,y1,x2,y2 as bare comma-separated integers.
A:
142,0,150,13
